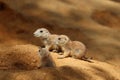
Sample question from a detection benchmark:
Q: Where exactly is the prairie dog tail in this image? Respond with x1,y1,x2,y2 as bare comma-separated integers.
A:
80,56,93,63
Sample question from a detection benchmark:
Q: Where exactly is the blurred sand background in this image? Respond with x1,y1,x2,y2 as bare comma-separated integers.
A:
0,0,120,80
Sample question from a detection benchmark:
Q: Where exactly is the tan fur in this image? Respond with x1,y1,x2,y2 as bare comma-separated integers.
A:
33,28,59,52
55,35,87,59
39,48,56,68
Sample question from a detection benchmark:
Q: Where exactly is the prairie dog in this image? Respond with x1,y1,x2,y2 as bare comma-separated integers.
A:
33,28,59,52
55,35,91,62
39,48,56,68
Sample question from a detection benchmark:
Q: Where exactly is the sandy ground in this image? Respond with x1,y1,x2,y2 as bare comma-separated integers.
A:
0,1,120,80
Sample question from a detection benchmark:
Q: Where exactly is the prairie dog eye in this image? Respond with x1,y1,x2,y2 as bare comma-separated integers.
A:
58,38,61,40
39,49,41,52
40,30,43,33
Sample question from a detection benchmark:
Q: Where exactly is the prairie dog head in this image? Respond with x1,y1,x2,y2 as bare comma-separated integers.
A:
33,28,51,38
39,48,50,57
55,35,70,46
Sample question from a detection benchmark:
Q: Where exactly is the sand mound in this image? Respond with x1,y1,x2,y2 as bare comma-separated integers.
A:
0,51,119,80
0,44,40,70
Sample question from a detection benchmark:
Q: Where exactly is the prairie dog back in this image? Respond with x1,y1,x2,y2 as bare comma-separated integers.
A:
47,34,58,45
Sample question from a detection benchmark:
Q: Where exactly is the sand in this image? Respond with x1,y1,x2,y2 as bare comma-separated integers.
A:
0,44,40,70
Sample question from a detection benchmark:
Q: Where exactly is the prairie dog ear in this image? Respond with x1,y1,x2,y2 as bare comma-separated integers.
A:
61,35,70,43
64,35,70,42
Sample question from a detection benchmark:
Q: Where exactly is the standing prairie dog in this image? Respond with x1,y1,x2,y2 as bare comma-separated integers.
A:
39,48,56,68
54,35,92,62
33,28,59,52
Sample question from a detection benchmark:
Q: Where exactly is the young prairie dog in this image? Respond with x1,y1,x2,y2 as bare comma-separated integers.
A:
33,28,59,52
39,48,56,68
54,35,92,62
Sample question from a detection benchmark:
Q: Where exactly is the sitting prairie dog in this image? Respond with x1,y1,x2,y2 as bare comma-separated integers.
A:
33,28,60,52
54,35,92,62
39,48,56,68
